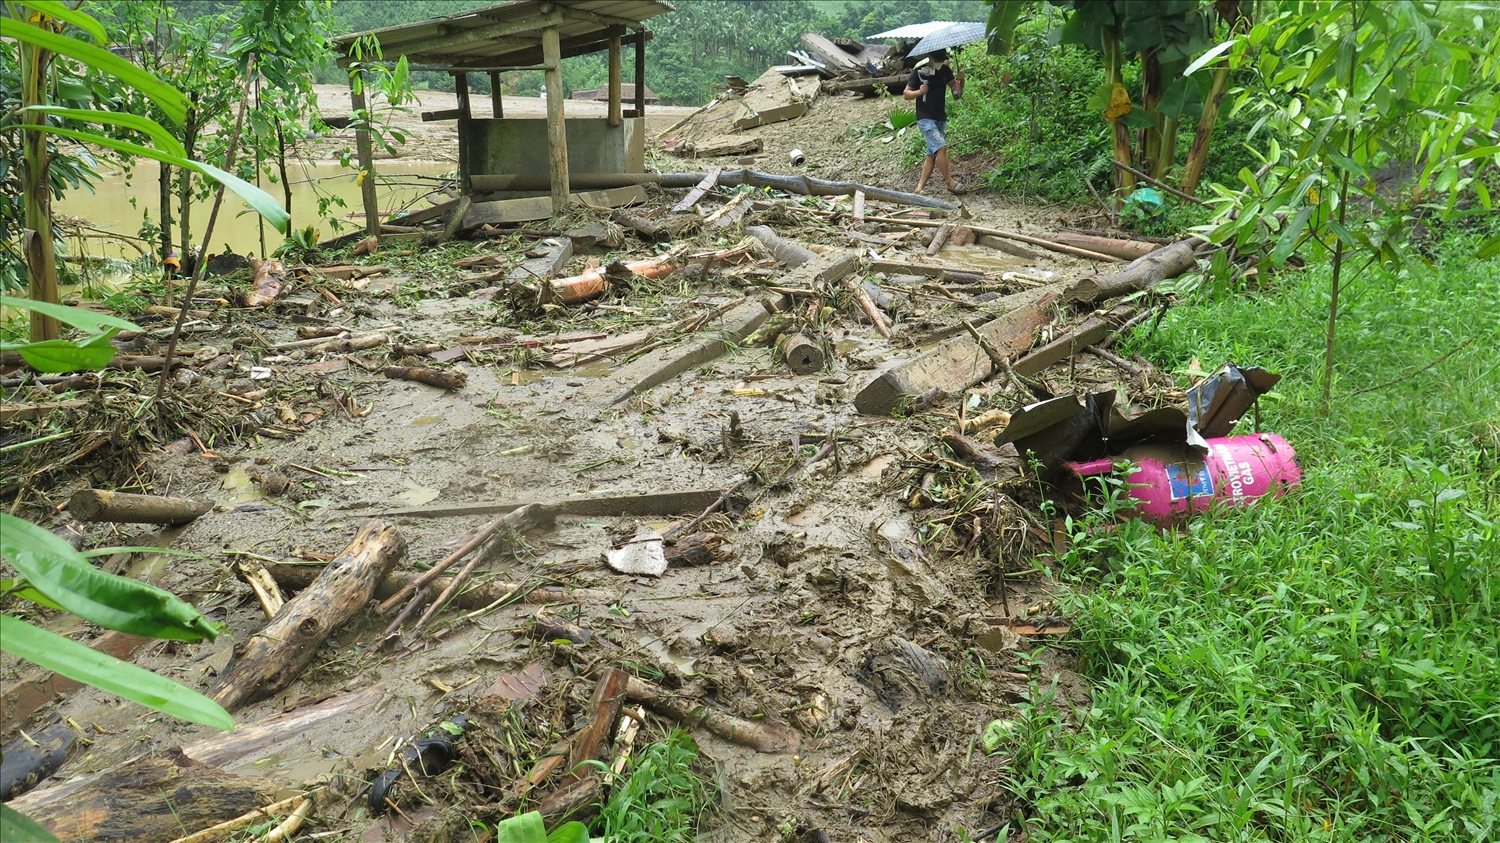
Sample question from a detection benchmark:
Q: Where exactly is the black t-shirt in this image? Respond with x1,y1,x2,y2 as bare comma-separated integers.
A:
909,63,955,121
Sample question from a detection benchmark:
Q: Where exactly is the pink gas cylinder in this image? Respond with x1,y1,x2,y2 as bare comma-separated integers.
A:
1064,433,1301,524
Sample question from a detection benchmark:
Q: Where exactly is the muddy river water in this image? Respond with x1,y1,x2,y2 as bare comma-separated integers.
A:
56,158,457,263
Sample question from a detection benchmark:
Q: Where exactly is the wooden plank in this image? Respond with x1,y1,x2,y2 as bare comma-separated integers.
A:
543,25,570,215
571,296,779,411
853,284,1065,416
1012,304,1139,376
489,70,503,117
465,185,647,227
388,196,458,226
672,167,721,213
421,108,462,121
384,488,726,519
0,399,87,423
853,190,865,221
976,234,1046,261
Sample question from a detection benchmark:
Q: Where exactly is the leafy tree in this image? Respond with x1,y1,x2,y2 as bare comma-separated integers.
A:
2,0,287,341
1192,0,1500,406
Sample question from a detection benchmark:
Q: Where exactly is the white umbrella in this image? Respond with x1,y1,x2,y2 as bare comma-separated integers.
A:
907,21,987,58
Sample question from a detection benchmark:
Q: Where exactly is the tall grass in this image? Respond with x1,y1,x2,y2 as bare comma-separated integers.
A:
998,248,1500,842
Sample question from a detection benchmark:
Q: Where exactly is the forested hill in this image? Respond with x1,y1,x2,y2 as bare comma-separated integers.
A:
164,0,986,105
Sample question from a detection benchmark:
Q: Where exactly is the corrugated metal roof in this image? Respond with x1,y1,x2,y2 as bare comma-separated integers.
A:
331,0,673,68
867,21,965,40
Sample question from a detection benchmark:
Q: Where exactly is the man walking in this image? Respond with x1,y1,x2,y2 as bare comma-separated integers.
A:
904,49,965,194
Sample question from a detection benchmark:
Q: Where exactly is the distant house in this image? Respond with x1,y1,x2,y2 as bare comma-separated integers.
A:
571,83,658,105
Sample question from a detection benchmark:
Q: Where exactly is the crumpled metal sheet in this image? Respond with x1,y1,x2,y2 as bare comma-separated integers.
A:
1185,364,1281,449
994,361,1280,469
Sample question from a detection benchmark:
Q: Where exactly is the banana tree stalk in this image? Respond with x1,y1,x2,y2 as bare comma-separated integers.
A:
18,12,59,342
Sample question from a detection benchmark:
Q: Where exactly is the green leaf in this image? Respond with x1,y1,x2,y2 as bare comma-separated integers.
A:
1184,37,1236,75
495,811,548,843
0,614,232,730
1476,232,1500,259
12,332,117,373
0,578,66,611
1273,206,1313,266
0,513,221,642
0,296,141,333
22,106,186,158
986,0,1028,55
0,18,187,125
14,127,290,234
1,804,62,843
17,0,108,44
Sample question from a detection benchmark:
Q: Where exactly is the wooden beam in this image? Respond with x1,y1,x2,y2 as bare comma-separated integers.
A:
558,5,644,30
634,28,647,116
349,71,380,238
489,70,503,117
443,30,653,72
456,72,471,190
607,33,622,127
421,108,463,121
542,25,569,215
390,11,560,57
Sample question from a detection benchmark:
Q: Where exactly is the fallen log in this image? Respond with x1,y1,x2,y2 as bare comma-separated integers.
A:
469,169,959,211
976,234,1047,261
382,365,467,390
0,720,80,800
6,749,275,843
747,225,818,267
210,520,405,711
778,332,826,375
68,489,211,524
624,675,800,753
849,278,894,339
245,258,286,307
1063,237,1202,302
853,284,1064,415
926,222,953,256
544,246,687,306
310,331,387,354
1047,232,1158,260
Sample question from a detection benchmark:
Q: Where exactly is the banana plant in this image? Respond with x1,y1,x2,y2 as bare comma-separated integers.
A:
1,0,289,342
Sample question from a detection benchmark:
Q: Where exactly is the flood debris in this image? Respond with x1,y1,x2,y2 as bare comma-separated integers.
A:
67,488,212,524
210,520,406,710
382,365,468,390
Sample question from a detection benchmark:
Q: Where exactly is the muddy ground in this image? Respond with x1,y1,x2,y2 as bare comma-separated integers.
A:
0,86,1162,843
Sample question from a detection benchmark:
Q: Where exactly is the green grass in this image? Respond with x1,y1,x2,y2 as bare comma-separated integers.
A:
593,729,708,843
996,247,1500,842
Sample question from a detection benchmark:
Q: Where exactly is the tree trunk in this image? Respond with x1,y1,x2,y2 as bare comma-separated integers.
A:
276,122,293,227
1140,50,1164,178
209,520,406,711
179,106,199,268
158,162,174,273
20,35,59,342
1103,35,1135,193
1181,65,1230,196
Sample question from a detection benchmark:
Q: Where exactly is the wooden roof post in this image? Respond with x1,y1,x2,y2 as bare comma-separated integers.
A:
634,29,646,116
542,23,570,215
607,31,621,127
349,69,380,239
489,70,504,117
455,72,472,189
